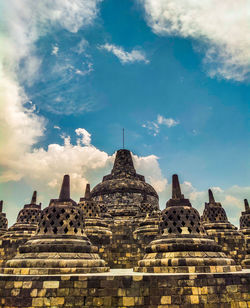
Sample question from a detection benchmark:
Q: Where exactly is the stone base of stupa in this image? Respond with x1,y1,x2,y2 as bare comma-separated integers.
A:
134,236,241,273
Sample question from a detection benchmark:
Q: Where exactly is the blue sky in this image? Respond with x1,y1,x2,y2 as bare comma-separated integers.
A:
0,0,249,226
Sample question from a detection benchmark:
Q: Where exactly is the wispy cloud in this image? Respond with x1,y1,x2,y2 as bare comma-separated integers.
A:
139,0,250,81
99,43,149,64
142,114,179,136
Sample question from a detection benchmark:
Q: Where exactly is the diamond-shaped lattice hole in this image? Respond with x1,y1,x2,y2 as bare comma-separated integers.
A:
75,215,78,219
71,209,74,214
53,227,58,234
168,228,172,233
173,221,177,226
169,215,173,220
190,221,194,226
181,221,185,226
69,221,73,227
186,215,189,219
64,227,68,234
177,227,182,233
74,227,78,233
177,215,180,220
44,227,48,233
188,227,192,233
51,220,55,226
165,221,168,226
173,210,176,214
48,214,52,219
56,214,60,219
66,214,70,219
42,220,45,226
78,222,80,226
37,228,40,233
61,209,65,214
60,220,63,226
196,228,200,233
52,208,56,213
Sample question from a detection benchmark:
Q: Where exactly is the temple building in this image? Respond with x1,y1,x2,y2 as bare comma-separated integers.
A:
0,149,249,307
201,189,245,264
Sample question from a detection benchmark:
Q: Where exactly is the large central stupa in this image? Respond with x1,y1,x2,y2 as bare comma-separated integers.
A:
91,149,159,217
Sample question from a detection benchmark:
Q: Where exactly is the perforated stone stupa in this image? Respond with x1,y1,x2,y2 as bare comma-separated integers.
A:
91,149,159,217
201,189,245,264
241,199,250,268
79,184,112,246
0,201,8,237
0,192,41,267
2,175,109,275
134,174,241,273
2,191,41,240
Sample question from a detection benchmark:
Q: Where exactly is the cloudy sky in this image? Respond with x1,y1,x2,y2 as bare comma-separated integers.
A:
0,0,249,226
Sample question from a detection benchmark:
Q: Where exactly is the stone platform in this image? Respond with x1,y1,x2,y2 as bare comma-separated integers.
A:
0,269,249,307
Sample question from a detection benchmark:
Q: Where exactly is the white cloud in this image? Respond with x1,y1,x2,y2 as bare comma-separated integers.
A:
133,154,167,193
142,114,179,136
0,0,101,180
75,128,91,146
99,43,149,64
53,125,61,130
157,115,179,127
139,0,250,81
51,45,59,55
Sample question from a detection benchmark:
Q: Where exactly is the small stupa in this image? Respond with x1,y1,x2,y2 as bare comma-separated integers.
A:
2,191,41,240
3,175,109,274
133,194,160,245
201,189,245,264
134,174,241,273
240,199,250,268
0,201,8,236
79,184,112,245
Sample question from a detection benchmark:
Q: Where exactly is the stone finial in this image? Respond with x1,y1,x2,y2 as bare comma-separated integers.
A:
59,175,70,201
244,199,249,211
111,149,136,177
31,191,37,204
208,189,215,204
0,200,3,213
172,174,182,199
85,184,91,200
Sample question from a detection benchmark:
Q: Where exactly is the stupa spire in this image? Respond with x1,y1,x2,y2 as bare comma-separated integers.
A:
208,189,215,203
31,191,37,204
244,199,249,211
59,175,70,201
0,200,3,213
85,184,91,200
172,174,182,199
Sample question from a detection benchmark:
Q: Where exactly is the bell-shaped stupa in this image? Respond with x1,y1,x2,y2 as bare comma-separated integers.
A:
0,201,8,237
79,184,112,245
201,189,245,264
2,191,41,240
240,199,250,268
3,175,109,275
91,149,159,217
134,174,241,273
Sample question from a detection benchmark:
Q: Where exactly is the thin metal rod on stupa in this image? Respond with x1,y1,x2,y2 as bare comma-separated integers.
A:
172,174,182,199
0,200,2,212
59,175,70,201
85,184,91,200
31,191,37,204
208,189,215,203
244,199,249,211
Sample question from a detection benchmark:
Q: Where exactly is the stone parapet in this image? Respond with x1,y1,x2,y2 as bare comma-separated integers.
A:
0,269,249,307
